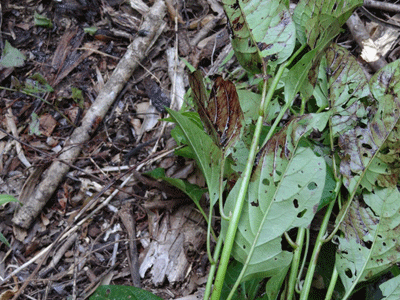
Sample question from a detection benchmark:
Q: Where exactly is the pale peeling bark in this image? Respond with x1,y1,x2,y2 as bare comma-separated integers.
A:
12,0,167,229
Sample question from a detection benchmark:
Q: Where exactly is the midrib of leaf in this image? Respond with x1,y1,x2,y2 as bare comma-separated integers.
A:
227,147,325,297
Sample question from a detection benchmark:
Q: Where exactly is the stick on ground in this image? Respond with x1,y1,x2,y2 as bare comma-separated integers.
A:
12,0,167,229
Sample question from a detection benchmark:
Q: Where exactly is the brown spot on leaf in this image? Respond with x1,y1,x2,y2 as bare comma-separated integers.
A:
257,42,272,51
232,17,243,31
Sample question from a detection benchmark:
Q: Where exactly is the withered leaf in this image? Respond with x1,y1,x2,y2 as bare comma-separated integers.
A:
189,70,244,150
143,77,171,113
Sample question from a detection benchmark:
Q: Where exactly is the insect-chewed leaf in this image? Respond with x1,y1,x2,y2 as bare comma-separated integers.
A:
189,70,244,150
339,59,400,192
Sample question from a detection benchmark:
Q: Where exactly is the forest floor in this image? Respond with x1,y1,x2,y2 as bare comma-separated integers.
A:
0,0,399,299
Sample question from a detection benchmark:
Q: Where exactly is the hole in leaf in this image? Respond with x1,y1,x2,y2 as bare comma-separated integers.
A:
243,245,246,249
251,200,259,207
362,143,372,149
307,182,318,190
345,269,353,278
380,147,389,154
382,242,386,247
276,170,282,176
364,241,372,249
293,199,299,208
297,209,307,218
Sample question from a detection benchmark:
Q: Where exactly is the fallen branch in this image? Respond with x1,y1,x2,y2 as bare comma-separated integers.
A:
12,0,167,229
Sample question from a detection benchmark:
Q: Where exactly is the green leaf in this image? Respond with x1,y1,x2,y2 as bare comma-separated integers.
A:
0,194,19,206
222,0,296,73
339,59,400,192
0,40,26,68
0,194,20,248
380,275,400,300
167,109,222,205
145,168,206,207
29,113,41,136
336,187,400,295
34,12,53,28
89,285,163,300
71,87,84,108
324,44,371,137
284,19,346,105
29,73,54,93
0,232,11,248
84,27,98,35
293,0,363,46
222,113,329,280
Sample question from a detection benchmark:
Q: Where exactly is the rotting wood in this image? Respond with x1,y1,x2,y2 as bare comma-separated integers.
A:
12,0,167,230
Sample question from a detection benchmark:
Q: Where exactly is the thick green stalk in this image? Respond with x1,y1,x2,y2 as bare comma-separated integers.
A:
324,266,339,300
204,235,224,300
287,227,306,300
211,113,264,300
211,64,288,299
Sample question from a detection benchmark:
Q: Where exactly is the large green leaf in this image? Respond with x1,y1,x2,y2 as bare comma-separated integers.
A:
293,0,363,46
284,24,339,105
167,109,222,205
222,0,296,73
336,187,400,295
222,113,329,280
339,60,400,192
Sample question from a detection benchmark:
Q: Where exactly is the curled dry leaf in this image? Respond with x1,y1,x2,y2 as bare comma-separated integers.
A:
189,70,244,151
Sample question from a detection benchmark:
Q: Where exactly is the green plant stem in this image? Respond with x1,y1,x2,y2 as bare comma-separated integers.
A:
219,156,230,221
212,44,306,300
210,78,271,300
204,234,224,300
325,266,339,300
296,229,310,294
287,227,306,300
211,113,264,300
260,95,292,149
206,206,216,265
300,96,306,115
260,63,286,114
299,198,336,300
284,231,298,249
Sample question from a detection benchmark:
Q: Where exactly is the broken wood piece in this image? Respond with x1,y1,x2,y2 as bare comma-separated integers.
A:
139,205,206,286
12,0,167,229
119,203,141,288
346,12,387,72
